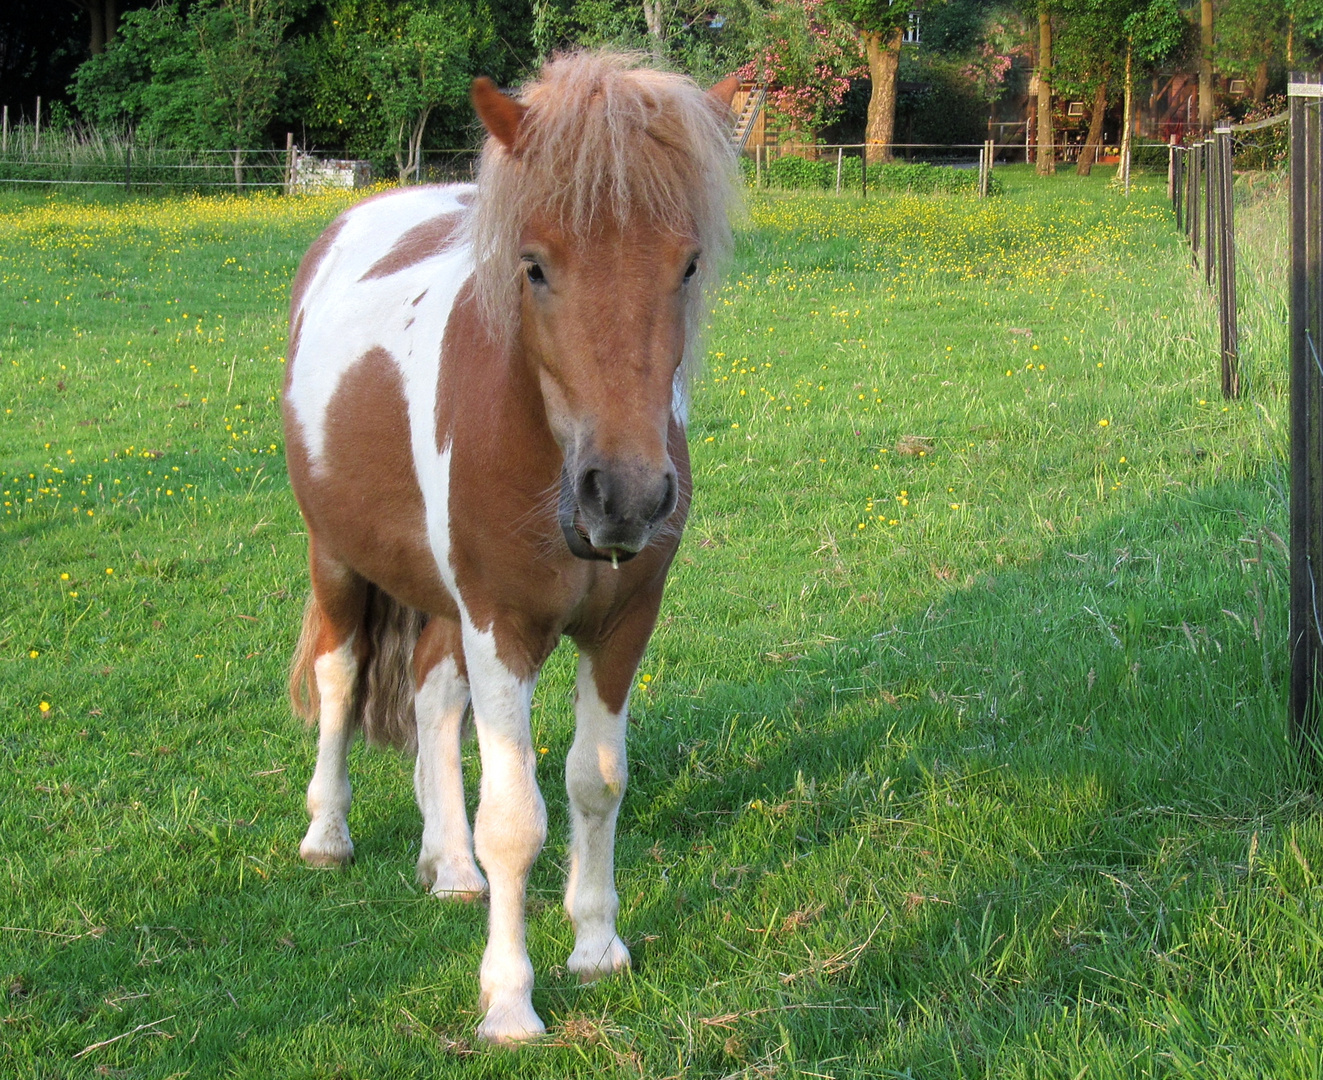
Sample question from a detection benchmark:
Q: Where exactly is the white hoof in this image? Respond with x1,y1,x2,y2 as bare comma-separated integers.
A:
417,854,488,901
300,819,354,867
567,934,631,983
476,997,545,1044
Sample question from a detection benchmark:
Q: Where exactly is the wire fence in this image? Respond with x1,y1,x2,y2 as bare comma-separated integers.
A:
743,139,1179,197
0,127,481,193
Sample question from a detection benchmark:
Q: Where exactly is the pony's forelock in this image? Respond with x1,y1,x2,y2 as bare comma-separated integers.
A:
467,51,740,375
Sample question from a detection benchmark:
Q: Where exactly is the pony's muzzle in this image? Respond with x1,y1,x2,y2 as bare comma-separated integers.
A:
559,460,678,561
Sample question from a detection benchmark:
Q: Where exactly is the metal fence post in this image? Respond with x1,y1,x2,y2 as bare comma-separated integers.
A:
1290,76,1323,752
1204,138,1216,286
1215,127,1239,398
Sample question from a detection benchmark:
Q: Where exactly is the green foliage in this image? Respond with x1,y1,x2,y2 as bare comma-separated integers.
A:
70,0,289,160
828,0,921,35
1123,0,1185,63
70,5,212,149
365,4,485,179
194,0,290,157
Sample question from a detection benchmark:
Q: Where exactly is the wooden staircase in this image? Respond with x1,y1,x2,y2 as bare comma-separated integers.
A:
731,85,766,153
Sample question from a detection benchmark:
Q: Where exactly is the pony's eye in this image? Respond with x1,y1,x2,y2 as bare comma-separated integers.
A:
525,261,545,284
683,259,699,282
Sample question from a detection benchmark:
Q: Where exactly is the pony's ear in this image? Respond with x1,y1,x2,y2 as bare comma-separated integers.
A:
708,76,740,111
471,77,526,152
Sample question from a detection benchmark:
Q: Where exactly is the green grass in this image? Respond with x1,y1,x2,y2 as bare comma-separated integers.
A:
0,166,1315,1078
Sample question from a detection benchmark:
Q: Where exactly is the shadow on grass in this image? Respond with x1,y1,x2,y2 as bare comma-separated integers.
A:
6,478,1313,1077
609,474,1301,1066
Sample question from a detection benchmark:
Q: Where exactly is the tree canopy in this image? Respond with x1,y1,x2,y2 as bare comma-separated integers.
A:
13,0,1323,178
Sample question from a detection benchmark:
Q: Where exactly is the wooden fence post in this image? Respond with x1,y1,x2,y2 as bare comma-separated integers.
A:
861,146,867,200
285,132,295,194
34,96,40,151
836,145,842,195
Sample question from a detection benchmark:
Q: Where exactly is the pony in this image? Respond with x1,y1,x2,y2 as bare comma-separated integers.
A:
282,52,739,1043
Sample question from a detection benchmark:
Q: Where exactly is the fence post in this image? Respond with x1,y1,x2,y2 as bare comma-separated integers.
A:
836,145,842,195
1204,138,1216,286
34,96,40,151
1190,142,1201,265
124,139,131,195
861,146,867,200
1290,76,1323,754
755,143,761,188
285,132,295,195
1167,134,1177,203
2,105,7,155
1214,127,1239,398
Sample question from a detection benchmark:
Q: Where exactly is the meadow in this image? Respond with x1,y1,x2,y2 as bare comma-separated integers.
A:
1,167,1317,1079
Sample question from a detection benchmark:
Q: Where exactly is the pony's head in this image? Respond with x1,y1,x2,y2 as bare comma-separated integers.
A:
470,52,738,562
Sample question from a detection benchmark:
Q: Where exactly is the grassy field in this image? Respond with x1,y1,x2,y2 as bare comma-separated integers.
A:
1,166,1315,1079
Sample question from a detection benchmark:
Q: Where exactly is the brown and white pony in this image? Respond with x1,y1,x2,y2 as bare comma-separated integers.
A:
282,53,739,1043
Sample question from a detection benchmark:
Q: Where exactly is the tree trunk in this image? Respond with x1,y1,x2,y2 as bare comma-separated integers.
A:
85,1,106,55
233,147,243,190
1076,75,1108,177
104,0,118,45
1199,0,1213,130
1119,42,1133,192
641,0,665,58
1252,59,1268,104
1036,6,1054,176
407,105,432,184
864,26,903,165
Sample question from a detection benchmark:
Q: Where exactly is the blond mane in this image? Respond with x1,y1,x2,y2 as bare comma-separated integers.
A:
468,51,740,370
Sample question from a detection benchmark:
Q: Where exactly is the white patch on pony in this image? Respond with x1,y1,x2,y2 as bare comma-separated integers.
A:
287,184,474,465
462,621,548,1043
414,657,486,900
564,655,632,980
300,638,359,867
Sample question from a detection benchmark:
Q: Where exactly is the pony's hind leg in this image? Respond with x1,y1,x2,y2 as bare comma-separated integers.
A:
294,548,368,867
413,616,486,900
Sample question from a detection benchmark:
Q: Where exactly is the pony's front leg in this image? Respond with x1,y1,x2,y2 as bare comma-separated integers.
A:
301,637,360,867
413,617,486,900
465,625,547,1044
564,651,632,981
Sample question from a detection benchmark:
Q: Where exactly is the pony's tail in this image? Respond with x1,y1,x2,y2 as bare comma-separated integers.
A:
358,585,425,754
288,586,425,754
289,593,323,724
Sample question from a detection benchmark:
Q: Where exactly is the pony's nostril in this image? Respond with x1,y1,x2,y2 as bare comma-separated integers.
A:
579,468,608,514
650,471,678,525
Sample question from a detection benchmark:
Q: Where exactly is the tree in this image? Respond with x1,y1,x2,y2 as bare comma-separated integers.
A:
1034,0,1053,175
194,0,290,187
70,4,211,144
829,0,926,162
365,4,480,182
737,0,864,139
961,12,1030,139
1215,0,1286,104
